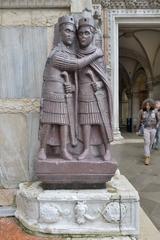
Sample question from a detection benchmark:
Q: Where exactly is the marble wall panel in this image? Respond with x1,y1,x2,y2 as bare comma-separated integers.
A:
0,112,39,188
0,27,47,98
27,112,40,181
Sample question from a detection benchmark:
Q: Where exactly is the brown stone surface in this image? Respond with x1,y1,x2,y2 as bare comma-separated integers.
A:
36,158,117,186
0,217,62,240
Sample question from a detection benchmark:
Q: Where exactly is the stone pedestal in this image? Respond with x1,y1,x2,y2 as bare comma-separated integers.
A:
36,158,117,187
15,174,139,239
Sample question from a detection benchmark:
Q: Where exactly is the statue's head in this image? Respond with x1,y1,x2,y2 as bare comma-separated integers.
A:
78,17,96,48
58,16,76,46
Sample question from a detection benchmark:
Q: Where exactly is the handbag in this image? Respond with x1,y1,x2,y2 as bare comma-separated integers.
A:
138,123,144,136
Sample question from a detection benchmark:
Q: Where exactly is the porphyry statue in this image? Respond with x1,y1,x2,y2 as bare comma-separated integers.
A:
38,15,103,161
37,15,117,186
77,17,113,161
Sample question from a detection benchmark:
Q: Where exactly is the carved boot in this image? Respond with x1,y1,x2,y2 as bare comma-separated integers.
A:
38,148,47,160
61,148,73,161
78,148,90,160
144,156,150,165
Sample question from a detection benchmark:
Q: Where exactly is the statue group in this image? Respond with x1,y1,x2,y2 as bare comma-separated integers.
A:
36,15,117,186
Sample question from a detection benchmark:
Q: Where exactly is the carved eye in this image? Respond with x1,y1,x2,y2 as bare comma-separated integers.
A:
65,29,71,33
78,32,83,36
85,31,90,36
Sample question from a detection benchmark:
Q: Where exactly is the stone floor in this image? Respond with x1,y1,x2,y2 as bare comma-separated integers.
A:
0,217,62,240
111,132,160,231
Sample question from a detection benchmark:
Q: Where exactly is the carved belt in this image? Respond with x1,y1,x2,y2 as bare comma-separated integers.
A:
43,92,66,102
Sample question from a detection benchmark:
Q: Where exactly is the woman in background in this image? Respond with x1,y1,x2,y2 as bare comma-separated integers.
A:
138,98,159,165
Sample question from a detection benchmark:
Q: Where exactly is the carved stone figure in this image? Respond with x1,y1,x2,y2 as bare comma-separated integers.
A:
77,17,113,161
38,16,103,161
36,15,117,186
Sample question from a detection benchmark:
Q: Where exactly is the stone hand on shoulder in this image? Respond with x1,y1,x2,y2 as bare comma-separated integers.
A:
94,48,103,59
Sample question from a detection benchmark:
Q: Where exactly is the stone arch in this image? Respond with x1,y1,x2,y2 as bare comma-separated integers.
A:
132,68,148,129
119,63,131,130
119,57,149,131
119,47,152,87
153,44,160,77
133,67,148,93
119,62,131,91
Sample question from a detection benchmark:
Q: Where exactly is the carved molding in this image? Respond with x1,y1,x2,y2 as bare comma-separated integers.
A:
4,0,159,10
0,99,40,113
0,0,70,9
93,0,160,9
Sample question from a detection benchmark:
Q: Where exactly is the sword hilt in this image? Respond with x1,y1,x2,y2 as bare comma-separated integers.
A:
61,71,72,97
86,69,96,83
61,71,70,84
86,69,98,92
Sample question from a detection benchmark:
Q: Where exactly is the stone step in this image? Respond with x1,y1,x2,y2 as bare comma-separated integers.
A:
0,206,16,217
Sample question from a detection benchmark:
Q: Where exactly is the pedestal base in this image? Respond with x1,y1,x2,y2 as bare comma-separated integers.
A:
15,175,139,238
36,158,117,187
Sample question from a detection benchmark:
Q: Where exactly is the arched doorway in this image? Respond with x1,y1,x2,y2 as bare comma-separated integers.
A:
119,26,160,132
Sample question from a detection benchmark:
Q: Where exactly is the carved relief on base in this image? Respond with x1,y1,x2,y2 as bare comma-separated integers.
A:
101,202,127,223
15,176,139,236
40,203,70,223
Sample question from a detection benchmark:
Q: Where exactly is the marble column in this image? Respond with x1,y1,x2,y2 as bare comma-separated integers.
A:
111,21,123,140
146,79,153,98
126,90,132,118
132,91,140,129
